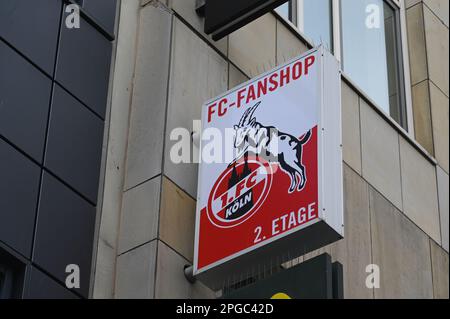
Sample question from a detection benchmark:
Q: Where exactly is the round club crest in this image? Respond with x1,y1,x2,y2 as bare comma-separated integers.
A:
206,156,273,228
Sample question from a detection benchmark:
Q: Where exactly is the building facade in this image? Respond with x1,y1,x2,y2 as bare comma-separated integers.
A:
0,0,118,299
0,0,448,299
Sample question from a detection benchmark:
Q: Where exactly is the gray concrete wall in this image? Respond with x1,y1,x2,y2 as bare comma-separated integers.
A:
93,0,449,299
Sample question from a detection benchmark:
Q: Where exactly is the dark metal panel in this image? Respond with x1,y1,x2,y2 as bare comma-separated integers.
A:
196,221,342,291
45,85,104,204
23,266,78,299
0,0,62,75
332,261,344,299
32,172,96,298
0,40,52,162
224,253,334,299
82,0,118,35
204,0,288,40
0,248,27,299
56,10,112,118
0,140,40,258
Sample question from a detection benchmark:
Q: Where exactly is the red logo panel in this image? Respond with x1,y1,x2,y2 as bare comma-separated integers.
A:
197,126,318,270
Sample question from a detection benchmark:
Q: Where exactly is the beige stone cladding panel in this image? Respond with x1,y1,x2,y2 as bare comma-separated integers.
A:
334,165,373,299
124,4,172,190
118,177,161,255
360,100,403,210
423,5,449,96
370,187,433,299
115,241,157,299
93,0,141,299
406,3,428,85
430,240,449,299
228,63,249,89
229,14,276,78
276,20,309,65
159,177,196,262
341,83,362,174
436,167,449,252
399,137,441,244
155,241,216,299
430,82,449,173
164,18,228,198
411,80,434,155
424,0,449,27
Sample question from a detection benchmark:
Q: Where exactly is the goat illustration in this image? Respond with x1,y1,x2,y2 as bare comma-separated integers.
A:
230,102,312,193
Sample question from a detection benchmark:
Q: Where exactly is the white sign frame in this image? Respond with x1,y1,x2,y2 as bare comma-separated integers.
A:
193,46,343,290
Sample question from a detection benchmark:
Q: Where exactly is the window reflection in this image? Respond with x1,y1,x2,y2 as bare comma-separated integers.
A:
341,0,405,127
300,0,333,53
384,2,404,126
276,0,333,53
275,2,291,21
275,0,407,129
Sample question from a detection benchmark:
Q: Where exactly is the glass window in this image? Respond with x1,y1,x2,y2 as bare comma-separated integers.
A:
275,2,294,23
298,0,333,52
341,0,406,128
276,0,334,53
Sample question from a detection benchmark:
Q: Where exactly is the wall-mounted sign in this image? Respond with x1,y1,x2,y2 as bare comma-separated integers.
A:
204,0,289,40
194,47,343,290
224,253,344,299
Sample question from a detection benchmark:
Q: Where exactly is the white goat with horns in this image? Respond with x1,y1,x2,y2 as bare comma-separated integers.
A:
231,102,312,193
